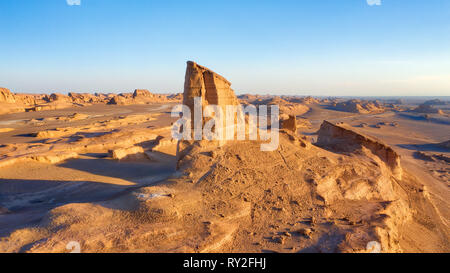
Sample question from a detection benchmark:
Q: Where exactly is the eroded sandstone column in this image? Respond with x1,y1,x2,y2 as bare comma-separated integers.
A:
183,61,240,137
176,61,241,168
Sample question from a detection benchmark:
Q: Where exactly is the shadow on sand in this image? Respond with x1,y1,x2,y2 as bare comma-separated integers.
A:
0,155,177,241
398,143,449,153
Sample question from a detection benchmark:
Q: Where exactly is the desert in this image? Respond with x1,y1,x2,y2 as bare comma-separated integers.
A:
0,61,448,253
1,0,449,258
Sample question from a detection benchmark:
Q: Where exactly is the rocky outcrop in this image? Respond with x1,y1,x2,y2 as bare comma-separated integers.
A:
133,89,154,99
133,89,165,104
14,94,47,106
0,88,27,115
281,115,297,132
423,99,448,106
107,90,172,105
0,88,16,103
167,93,183,101
317,121,402,179
108,94,130,105
183,61,239,117
109,146,145,160
176,61,241,163
182,61,240,141
238,95,310,116
69,92,104,104
0,86,182,116
295,96,319,104
47,93,71,102
413,104,444,115
332,100,385,114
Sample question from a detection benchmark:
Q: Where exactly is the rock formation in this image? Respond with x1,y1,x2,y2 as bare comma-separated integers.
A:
108,94,129,105
281,115,297,132
238,95,310,116
110,146,145,160
413,104,444,115
0,87,16,103
47,93,70,102
183,61,239,118
0,87,25,115
0,87,181,116
317,121,402,179
332,99,385,114
0,63,448,254
423,99,448,106
133,89,154,99
177,61,243,166
69,92,103,104
5,127,432,253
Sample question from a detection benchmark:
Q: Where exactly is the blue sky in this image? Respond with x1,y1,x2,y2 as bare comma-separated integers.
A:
1,0,449,96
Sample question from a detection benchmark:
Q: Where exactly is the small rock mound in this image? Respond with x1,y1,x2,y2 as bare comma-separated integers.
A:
109,146,145,160
281,115,297,132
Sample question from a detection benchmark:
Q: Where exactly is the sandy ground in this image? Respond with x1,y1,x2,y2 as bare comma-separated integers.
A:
0,104,178,239
0,100,448,253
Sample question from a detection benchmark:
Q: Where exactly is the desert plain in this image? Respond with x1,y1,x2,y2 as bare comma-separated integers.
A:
0,62,448,253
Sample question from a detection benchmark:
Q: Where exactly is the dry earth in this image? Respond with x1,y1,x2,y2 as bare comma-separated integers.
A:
0,63,448,253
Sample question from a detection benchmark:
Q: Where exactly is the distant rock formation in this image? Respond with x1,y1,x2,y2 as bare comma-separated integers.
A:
69,92,102,104
423,99,448,106
108,94,130,105
0,88,15,103
47,93,71,102
296,96,320,104
413,104,444,115
167,93,183,101
0,87,25,115
317,121,402,179
332,99,385,114
133,89,154,99
107,89,174,105
239,95,310,116
0,86,181,116
439,140,450,149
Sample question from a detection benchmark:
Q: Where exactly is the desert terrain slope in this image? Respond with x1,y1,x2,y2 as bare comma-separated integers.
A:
0,62,448,253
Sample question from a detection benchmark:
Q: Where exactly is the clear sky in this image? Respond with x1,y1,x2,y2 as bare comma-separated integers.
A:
1,0,449,96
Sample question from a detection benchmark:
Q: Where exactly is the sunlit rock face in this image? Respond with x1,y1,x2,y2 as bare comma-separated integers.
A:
183,61,239,121
0,87,16,103
177,61,242,165
317,120,403,179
